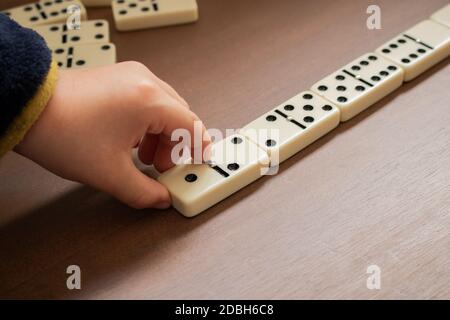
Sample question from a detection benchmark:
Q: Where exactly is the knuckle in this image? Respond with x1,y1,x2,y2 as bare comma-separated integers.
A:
129,78,159,105
188,110,200,122
137,79,159,95
121,60,148,72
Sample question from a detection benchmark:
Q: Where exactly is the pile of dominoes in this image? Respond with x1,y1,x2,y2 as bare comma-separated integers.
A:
1,0,199,69
157,4,450,218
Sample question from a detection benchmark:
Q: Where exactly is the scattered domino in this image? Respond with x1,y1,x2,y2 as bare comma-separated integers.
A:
240,91,340,165
80,0,111,7
34,19,109,46
112,0,198,31
310,53,404,121
2,0,87,28
158,134,269,217
431,3,450,27
51,42,116,69
376,20,450,82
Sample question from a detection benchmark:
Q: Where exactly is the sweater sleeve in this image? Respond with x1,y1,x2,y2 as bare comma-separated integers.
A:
0,13,58,158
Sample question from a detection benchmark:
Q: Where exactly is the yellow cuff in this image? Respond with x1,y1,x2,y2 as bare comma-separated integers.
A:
0,61,59,158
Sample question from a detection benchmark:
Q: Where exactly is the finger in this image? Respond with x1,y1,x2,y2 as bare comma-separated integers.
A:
150,116,211,171
155,78,190,109
133,135,143,148
152,132,210,172
138,134,159,165
147,95,209,155
143,69,190,109
105,156,171,209
152,137,182,172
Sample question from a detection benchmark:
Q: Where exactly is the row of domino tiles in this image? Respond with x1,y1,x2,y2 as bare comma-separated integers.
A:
158,4,450,217
1,0,117,69
2,0,199,32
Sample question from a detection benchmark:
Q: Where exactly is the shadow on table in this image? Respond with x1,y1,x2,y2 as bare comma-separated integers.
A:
0,166,267,299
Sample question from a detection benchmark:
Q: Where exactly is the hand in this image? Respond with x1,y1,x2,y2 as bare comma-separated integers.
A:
15,62,210,209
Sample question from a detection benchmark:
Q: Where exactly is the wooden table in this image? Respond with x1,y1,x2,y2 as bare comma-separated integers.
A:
1,0,449,299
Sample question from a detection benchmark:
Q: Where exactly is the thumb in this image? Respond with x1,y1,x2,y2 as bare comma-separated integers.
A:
103,157,171,209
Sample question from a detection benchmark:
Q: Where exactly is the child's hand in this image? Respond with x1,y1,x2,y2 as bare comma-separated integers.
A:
15,62,210,209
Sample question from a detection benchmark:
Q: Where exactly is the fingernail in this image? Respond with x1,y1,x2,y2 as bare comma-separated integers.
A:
155,201,171,209
203,130,212,143
203,147,212,162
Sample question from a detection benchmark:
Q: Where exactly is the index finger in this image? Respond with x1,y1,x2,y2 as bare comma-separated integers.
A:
144,93,211,165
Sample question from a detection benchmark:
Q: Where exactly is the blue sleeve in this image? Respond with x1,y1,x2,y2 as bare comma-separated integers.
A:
0,13,53,136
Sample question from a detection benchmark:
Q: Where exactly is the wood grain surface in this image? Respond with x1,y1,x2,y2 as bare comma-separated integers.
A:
0,0,449,299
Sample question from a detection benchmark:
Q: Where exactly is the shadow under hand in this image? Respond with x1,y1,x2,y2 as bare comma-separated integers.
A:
0,175,246,298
